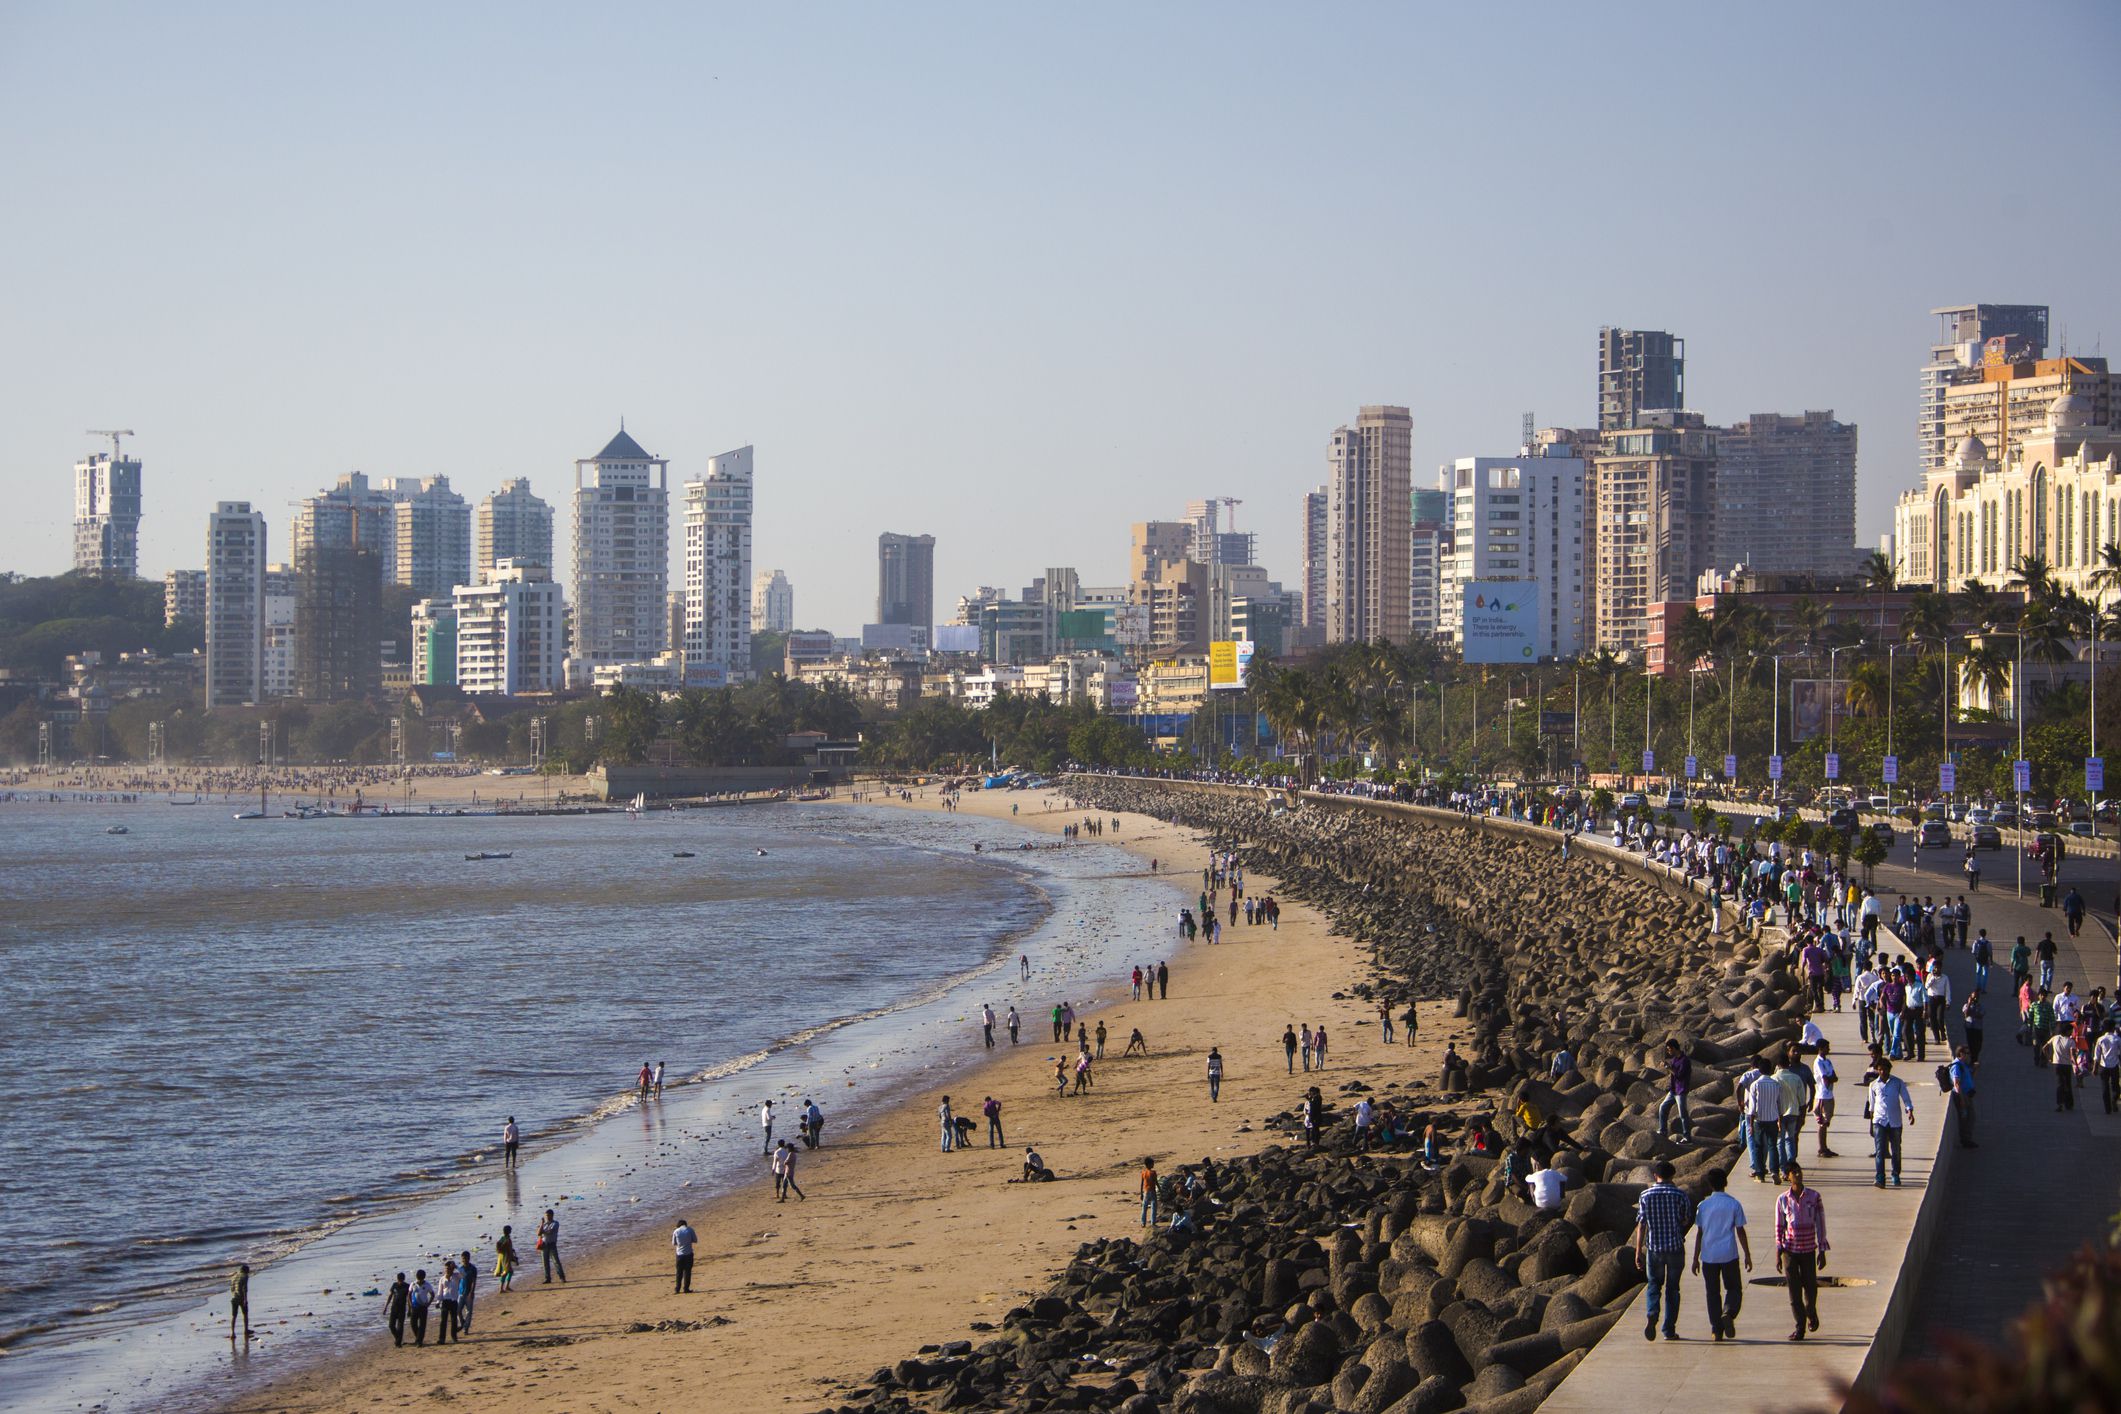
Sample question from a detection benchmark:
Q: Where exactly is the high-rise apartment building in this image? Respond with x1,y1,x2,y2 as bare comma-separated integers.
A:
474,479,554,583
206,503,266,708
572,429,670,667
164,569,207,626
389,475,472,599
411,599,458,686
1410,487,1449,638
682,445,754,681
1712,411,1858,578
74,443,143,580
1920,304,2049,477
454,559,565,696
1437,446,1587,658
262,566,296,699
1183,500,1255,569
752,569,793,634
1591,411,1717,652
877,532,936,630
1598,328,1685,432
1325,405,1413,645
1301,487,1328,639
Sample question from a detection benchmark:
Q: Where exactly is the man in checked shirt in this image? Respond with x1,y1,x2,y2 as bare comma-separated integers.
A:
1775,1163,1830,1340
1631,1160,1693,1341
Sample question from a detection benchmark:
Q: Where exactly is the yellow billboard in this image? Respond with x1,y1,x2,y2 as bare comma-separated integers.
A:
1207,639,1254,690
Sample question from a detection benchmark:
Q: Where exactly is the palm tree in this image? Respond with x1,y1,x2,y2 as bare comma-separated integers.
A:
1787,596,1829,673
2017,598,2075,689
1954,578,2001,633
1959,641,2013,715
1846,659,1890,718
1859,548,1897,642
2007,554,2056,605
1589,648,1624,757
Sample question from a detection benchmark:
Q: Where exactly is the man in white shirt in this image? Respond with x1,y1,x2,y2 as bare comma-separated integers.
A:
1853,967,1882,1046
1690,1167,1752,1340
2055,984,2081,1028
1744,1063,1784,1182
760,1099,775,1155
1811,1039,1840,1158
2094,1029,2121,1114
1925,966,1952,1047
2046,1031,2079,1112
1526,1155,1566,1211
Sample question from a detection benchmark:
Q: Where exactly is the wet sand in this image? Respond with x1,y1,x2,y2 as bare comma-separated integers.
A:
230,785,1461,1414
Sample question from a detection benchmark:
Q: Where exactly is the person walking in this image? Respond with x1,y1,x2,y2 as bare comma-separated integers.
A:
804,1097,825,1149
1206,1046,1223,1103
2046,1028,2079,1112
1743,1060,1784,1183
1774,1165,1829,1340
1868,1059,1915,1188
1690,1168,1751,1341
1007,1006,1020,1045
652,1061,665,1098
1810,1039,1839,1157
493,1225,517,1292
1631,1161,1692,1341
1657,1040,1693,1143
385,1272,410,1346
1139,1158,1160,1227
1095,1020,1107,1059
983,1095,1004,1147
228,1262,252,1340
982,1003,996,1049
457,1249,479,1334
1156,961,1168,999
1948,1044,1977,1147
1312,1024,1328,1068
538,1208,566,1283
2095,1026,2121,1114
502,1115,520,1169
1961,989,1986,1067
759,1099,775,1155
408,1269,434,1346
939,1095,956,1151
778,1141,806,1201
1379,1001,1395,1044
435,1259,461,1345
1283,1025,1299,1074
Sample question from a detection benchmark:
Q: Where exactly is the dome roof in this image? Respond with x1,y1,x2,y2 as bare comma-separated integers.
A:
1953,434,1988,467
2048,392,2093,430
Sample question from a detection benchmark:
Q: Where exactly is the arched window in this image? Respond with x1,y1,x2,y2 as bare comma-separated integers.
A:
1933,489,1950,587
2029,465,2047,559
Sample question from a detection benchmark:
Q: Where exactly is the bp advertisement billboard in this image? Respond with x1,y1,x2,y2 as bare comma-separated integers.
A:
1460,582,1538,663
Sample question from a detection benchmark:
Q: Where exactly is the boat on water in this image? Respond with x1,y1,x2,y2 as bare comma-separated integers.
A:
465,851,513,862
105,825,129,835
625,792,648,817
232,811,266,821
672,850,696,858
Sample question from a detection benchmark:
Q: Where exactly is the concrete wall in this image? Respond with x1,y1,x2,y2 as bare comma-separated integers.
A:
591,763,845,799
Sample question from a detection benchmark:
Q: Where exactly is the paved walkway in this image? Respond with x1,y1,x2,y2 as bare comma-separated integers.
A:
1880,852,2121,1354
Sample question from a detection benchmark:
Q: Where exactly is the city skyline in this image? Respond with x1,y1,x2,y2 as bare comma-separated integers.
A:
3,5,2118,629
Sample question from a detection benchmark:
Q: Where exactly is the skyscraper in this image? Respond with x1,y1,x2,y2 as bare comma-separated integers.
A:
1712,411,1858,578
1325,405,1413,645
454,560,565,696
572,428,670,667
389,474,472,599
682,445,754,682
1409,486,1449,639
474,478,554,583
877,532,936,630
752,569,794,634
163,569,207,626
1301,487,1328,638
295,543,382,701
74,441,143,579
1591,411,1716,651
1598,328,1685,432
1920,304,2049,478
205,503,265,709
1437,447,1587,658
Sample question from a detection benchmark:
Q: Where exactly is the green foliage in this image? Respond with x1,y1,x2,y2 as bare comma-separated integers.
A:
1589,787,1614,819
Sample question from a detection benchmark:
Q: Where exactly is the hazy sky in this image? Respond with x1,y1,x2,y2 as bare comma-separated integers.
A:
5,2,2118,631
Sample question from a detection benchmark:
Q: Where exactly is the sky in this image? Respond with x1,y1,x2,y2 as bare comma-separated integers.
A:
4,1,2119,632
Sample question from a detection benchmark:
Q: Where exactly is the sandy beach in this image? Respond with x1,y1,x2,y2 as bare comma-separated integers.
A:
225,784,1463,1414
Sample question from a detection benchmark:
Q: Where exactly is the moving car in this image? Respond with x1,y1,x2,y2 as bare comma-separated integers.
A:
1970,823,2002,850
1966,806,1993,827
1826,806,1859,833
1917,820,1953,848
1663,790,1686,811
1868,820,1898,845
1867,794,1891,811
1618,792,1647,812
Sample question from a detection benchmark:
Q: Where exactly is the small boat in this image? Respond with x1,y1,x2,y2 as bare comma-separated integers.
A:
233,811,266,821
672,850,696,858
105,825,129,835
465,851,514,861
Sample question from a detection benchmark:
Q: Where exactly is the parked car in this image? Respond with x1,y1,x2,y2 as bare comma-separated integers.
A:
1971,823,2002,850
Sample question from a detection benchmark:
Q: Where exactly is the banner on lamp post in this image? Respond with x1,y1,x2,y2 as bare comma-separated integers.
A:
1723,753,1738,780
1768,755,1784,782
2089,757,2105,793
1642,750,1655,773
1684,755,1698,779
1824,753,1840,780
2014,759,2032,794
1882,755,1899,784
1939,761,1956,794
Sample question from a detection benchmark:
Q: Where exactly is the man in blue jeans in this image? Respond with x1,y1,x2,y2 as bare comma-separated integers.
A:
1657,1040,1693,1142
1631,1161,1693,1341
1867,1060,1915,1188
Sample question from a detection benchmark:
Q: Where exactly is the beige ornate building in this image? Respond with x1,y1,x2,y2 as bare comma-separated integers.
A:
1893,392,2121,594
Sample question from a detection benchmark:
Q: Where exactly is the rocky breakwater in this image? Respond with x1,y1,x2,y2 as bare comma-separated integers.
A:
815,780,1808,1414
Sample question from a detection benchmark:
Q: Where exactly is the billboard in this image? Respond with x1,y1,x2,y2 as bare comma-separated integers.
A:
1104,679,1139,710
1112,604,1150,647
931,624,980,654
1460,582,1538,663
1207,639,1255,691
1539,711,1575,734
1788,680,1852,743
683,663,729,690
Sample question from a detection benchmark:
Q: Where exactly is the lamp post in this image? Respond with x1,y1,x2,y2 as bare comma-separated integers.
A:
1885,644,1895,814
1771,655,1783,796
1572,666,1581,788
1826,641,1863,791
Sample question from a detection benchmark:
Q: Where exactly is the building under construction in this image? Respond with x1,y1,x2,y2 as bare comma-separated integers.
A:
294,544,382,701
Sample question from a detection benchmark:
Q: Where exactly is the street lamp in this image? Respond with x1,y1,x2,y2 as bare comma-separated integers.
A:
1826,641,1864,790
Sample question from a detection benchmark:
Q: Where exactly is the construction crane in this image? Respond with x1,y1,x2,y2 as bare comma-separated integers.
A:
86,429,135,460
1205,495,1244,529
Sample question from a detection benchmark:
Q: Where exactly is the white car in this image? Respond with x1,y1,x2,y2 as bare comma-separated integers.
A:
1966,807,1993,827
1868,795,1890,811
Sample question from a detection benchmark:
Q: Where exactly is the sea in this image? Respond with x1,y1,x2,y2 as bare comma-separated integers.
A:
0,796,1176,1412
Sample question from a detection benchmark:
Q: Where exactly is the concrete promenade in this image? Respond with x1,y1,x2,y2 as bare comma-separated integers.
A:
1282,790,1969,1409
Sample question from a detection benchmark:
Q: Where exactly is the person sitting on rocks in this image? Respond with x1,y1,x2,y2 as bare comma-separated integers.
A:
1016,1147,1054,1182
1421,1122,1444,1167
